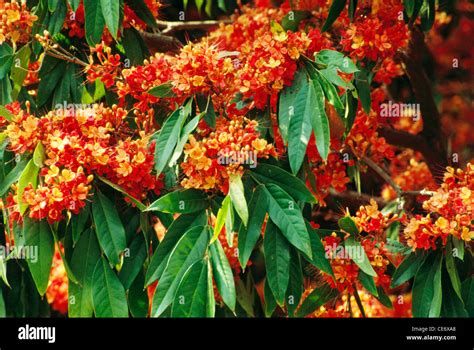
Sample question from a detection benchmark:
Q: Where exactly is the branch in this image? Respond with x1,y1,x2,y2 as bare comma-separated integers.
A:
138,31,182,53
155,19,231,35
397,27,448,169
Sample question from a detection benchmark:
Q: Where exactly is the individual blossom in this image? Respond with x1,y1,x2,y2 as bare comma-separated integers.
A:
86,43,122,88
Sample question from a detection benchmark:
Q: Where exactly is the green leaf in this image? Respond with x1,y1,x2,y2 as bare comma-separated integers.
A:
211,195,231,243
404,0,415,17
145,211,207,286
47,0,67,36
461,277,474,317
440,268,467,317
288,72,312,174
344,236,376,277
148,82,176,98
310,79,330,161
296,284,339,317
210,239,236,312
338,216,359,235
33,142,46,167
354,68,371,114
445,238,462,300
128,271,149,317
322,0,347,32
84,0,105,46
68,0,81,11
286,247,303,317
263,279,277,317
0,43,13,80
359,270,378,297
238,185,267,269
68,229,101,317
348,0,358,21
124,0,157,28
151,226,210,317
119,234,147,290
100,0,120,39
251,163,316,203
0,289,5,317
97,175,146,211
375,286,393,309
391,251,425,288
23,218,55,296
10,45,31,100
146,189,208,214
92,191,127,266
264,184,312,258
229,173,248,226
37,58,65,107
0,158,29,196
412,251,443,317
154,102,190,175
281,10,311,32
279,69,305,144
0,105,14,122
169,113,200,167
92,257,129,317
121,27,148,66
305,222,334,277
71,204,90,246
171,258,214,317
420,0,435,32
264,221,290,306
17,159,40,215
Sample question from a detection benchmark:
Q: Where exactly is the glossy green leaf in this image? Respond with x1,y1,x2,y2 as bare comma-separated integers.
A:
84,0,105,46
146,189,208,214
391,251,425,288
344,236,376,277
286,247,303,317
229,173,248,226
10,45,30,100
210,239,236,312
17,159,39,215
92,191,127,266
23,218,54,296
148,82,176,98
322,0,347,32
279,69,305,144
92,257,129,317
338,216,359,235
296,284,339,317
119,234,147,290
359,270,378,297
412,251,443,317
305,222,334,277
264,184,312,258
310,78,330,161
151,226,210,317
264,221,290,306
211,195,231,243
100,0,120,39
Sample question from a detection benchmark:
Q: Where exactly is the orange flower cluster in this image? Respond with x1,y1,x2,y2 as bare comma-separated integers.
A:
322,233,391,293
0,0,37,44
181,116,277,193
340,1,409,62
4,102,161,222
381,150,436,201
403,163,474,250
46,250,69,314
86,43,122,88
353,199,399,237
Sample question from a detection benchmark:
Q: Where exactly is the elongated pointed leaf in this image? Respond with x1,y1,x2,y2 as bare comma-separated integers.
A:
344,236,376,277
146,189,208,214
305,222,334,277
264,184,312,258
23,218,54,296
84,0,105,46
296,284,339,317
145,211,207,286
412,251,443,317
322,0,347,32
279,69,305,144
151,226,210,317
17,159,39,215
211,195,231,243
100,0,120,39
251,163,316,203
92,257,128,317
310,79,330,161
238,185,267,269
119,234,147,290
264,221,290,306
92,192,127,265
286,247,303,317
210,240,236,312
68,229,101,317
229,173,248,226
391,251,425,288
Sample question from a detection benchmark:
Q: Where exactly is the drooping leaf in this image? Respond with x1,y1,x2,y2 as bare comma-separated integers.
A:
229,173,248,226
148,82,176,98
17,159,39,215
23,218,55,296
344,236,376,277
338,216,359,236
264,221,290,306
92,191,127,266
238,185,267,269
310,78,330,161
10,45,31,100
146,189,208,214
151,226,210,317
119,234,147,290
412,251,443,317
391,251,425,288
251,163,316,203
359,270,378,297
279,69,305,144
100,0,120,39
210,239,236,312
322,0,347,32
84,0,105,46
211,195,232,243
296,284,339,317
286,247,303,317
92,257,129,317
264,184,312,258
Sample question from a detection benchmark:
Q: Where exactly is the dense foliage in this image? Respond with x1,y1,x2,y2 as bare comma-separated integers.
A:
0,0,472,318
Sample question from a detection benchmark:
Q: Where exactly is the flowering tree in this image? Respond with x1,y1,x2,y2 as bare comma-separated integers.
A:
0,0,472,318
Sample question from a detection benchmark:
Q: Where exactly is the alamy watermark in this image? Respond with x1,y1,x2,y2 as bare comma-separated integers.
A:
217,150,258,168
325,243,364,263
0,243,38,263
380,101,421,121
